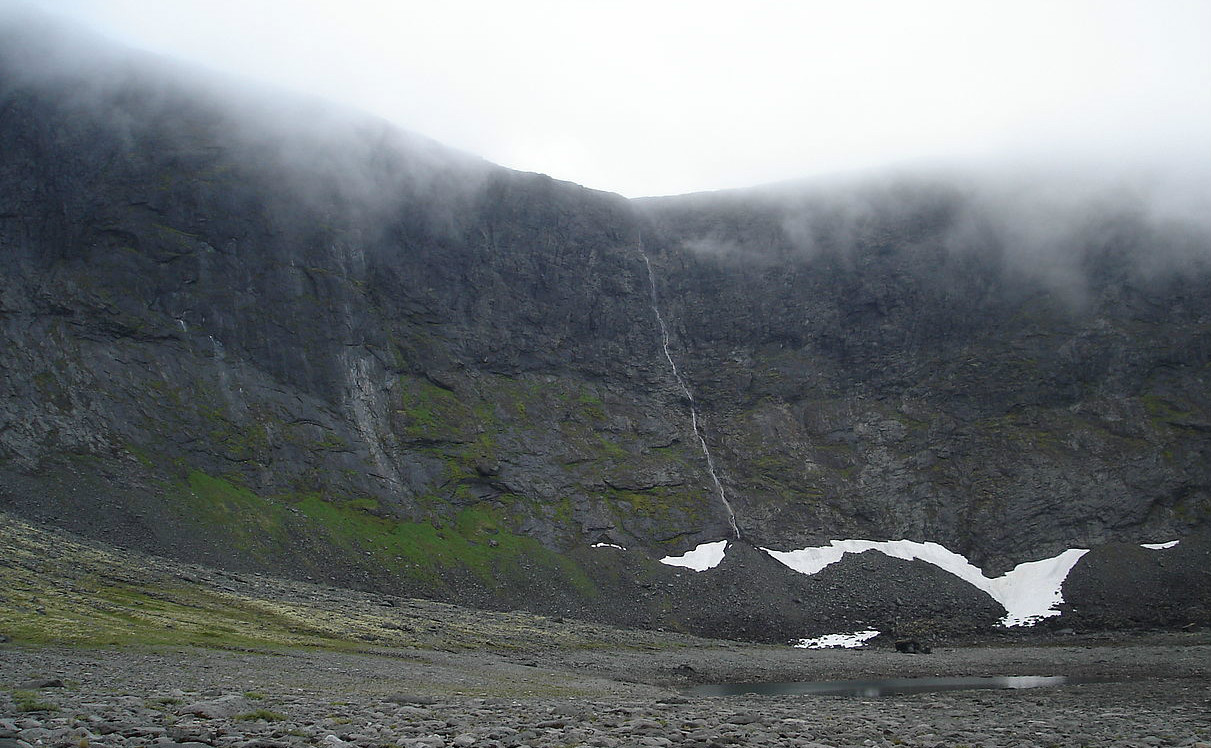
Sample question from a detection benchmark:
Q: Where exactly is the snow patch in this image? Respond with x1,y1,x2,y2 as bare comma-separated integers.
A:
660,540,728,571
1141,540,1180,550
592,542,627,550
794,629,880,649
763,539,1088,627
987,549,1089,627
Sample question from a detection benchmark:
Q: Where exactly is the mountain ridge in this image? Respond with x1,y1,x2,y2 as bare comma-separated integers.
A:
2,11,1209,639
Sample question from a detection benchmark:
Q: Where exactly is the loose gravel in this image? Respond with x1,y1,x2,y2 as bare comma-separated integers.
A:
4,636,1209,748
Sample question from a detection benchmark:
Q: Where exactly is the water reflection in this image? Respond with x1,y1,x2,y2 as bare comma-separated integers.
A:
686,675,1078,698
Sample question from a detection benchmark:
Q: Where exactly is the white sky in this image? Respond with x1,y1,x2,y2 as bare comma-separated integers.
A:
27,0,1211,197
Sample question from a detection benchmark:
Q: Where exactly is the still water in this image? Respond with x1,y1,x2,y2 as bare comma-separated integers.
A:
685,675,1083,698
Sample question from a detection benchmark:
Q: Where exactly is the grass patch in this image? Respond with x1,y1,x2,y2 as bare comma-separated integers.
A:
148,696,183,708
292,494,596,595
13,690,59,713
168,471,290,562
0,509,628,653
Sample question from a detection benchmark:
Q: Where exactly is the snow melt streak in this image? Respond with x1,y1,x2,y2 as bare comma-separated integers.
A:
640,249,740,540
764,539,1089,627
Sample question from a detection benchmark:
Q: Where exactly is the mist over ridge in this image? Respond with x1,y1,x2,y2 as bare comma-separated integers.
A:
4,2,1207,257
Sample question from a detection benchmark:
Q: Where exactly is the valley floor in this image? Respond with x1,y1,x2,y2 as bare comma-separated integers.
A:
3,512,1210,747
3,635,1209,748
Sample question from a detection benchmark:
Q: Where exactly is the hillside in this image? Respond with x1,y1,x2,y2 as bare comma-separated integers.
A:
1,12,1208,639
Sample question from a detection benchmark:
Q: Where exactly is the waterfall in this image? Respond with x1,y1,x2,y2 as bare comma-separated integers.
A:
640,245,741,539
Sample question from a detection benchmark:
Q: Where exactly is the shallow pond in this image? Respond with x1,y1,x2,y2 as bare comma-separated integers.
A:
685,675,1096,698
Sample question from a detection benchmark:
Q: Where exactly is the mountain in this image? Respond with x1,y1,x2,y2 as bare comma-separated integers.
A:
2,11,1208,641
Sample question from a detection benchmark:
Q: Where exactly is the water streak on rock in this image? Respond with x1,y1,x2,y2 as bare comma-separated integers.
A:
640,242,740,539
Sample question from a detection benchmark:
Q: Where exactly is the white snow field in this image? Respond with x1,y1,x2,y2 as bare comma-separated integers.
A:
793,629,881,649
659,540,729,571
762,539,1090,627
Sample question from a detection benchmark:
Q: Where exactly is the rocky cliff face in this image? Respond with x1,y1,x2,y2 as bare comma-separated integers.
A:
637,180,1211,573
2,14,1208,640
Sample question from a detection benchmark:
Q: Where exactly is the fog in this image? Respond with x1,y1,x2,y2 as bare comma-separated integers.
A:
14,0,1210,200
3,0,1207,295
0,3,498,248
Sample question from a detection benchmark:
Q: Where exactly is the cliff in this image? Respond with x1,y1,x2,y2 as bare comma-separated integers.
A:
2,13,1207,639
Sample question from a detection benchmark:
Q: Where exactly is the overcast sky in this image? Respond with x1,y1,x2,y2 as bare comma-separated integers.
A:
24,0,1211,197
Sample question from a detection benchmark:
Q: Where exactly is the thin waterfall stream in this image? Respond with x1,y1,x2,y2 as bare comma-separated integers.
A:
640,245,741,540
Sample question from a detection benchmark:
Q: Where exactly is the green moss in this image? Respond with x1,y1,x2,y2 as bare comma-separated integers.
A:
598,485,705,532
596,434,627,459
576,391,607,421
397,378,475,440
0,510,714,660
206,416,272,463
235,709,286,722
167,471,290,562
0,573,351,650
12,691,59,713
291,494,595,595
1141,394,1193,425
146,378,187,408
32,370,73,411
315,431,349,451
888,410,930,433
151,697,184,706
125,443,157,469
552,496,575,526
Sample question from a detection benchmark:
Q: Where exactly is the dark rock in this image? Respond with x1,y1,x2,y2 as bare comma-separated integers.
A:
178,695,253,719
382,695,437,706
1059,528,1211,630
15,679,63,689
895,639,932,655
168,726,218,744
96,723,134,735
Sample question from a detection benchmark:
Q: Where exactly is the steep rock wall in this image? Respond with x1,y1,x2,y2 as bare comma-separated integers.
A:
1,15,1208,636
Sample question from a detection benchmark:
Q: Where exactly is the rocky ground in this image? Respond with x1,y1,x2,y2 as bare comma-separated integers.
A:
4,634,1210,748
3,513,1211,748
